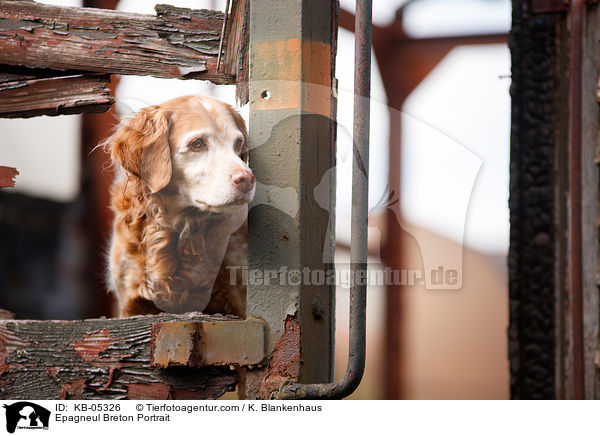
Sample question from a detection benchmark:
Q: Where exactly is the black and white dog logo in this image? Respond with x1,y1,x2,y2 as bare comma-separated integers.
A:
3,402,50,433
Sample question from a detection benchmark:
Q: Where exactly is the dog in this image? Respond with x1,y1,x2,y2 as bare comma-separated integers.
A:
104,95,255,317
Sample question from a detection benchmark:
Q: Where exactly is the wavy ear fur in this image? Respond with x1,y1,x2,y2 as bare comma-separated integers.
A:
109,106,172,193
229,106,249,163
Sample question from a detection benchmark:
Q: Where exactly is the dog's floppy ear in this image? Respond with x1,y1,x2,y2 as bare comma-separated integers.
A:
109,106,172,193
229,107,249,163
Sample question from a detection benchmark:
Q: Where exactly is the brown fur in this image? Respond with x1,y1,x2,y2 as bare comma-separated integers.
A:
105,96,250,318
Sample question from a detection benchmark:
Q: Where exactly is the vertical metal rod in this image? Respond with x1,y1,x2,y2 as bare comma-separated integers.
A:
278,0,372,399
347,0,371,395
569,0,585,400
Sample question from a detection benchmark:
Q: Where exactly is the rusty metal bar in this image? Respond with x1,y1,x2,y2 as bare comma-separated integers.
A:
569,0,585,400
341,5,508,398
150,318,266,368
278,0,371,400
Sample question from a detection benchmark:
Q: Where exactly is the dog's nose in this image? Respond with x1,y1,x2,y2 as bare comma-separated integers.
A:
231,170,256,193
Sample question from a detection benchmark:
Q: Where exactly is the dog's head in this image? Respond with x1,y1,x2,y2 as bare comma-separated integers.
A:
108,95,255,212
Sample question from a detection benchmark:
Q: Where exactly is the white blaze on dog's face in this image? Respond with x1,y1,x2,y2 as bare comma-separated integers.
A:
167,96,255,212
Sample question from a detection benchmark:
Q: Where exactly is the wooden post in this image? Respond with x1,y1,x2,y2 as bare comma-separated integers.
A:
578,3,600,400
509,0,600,400
244,0,337,399
508,0,569,399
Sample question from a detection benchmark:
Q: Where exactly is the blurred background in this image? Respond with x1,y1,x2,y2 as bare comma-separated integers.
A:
0,0,511,399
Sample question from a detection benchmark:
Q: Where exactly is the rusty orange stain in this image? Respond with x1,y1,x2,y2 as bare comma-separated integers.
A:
269,316,301,377
73,329,111,362
252,39,332,116
260,315,301,398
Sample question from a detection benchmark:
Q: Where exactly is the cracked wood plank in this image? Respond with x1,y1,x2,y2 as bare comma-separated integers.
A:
0,167,18,187
0,1,236,83
224,0,249,104
0,313,239,400
0,67,114,118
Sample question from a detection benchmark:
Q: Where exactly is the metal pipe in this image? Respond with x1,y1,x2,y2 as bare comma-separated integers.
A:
278,0,372,400
569,0,585,400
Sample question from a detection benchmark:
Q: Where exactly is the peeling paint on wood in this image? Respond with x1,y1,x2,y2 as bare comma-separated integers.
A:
0,167,18,188
0,313,238,399
224,0,249,104
0,69,114,118
72,329,111,363
60,379,87,400
0,1,237,83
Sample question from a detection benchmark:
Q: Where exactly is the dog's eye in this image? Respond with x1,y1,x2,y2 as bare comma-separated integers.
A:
189,138,207,151
234,138,244,154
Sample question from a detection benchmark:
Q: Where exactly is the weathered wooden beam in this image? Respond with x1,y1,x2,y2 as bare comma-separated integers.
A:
150,318,265,368
509,0,565,399
0,1,235,83
0,69,113,118
0,313,243,399
0,166,18,187
224,0,249,104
